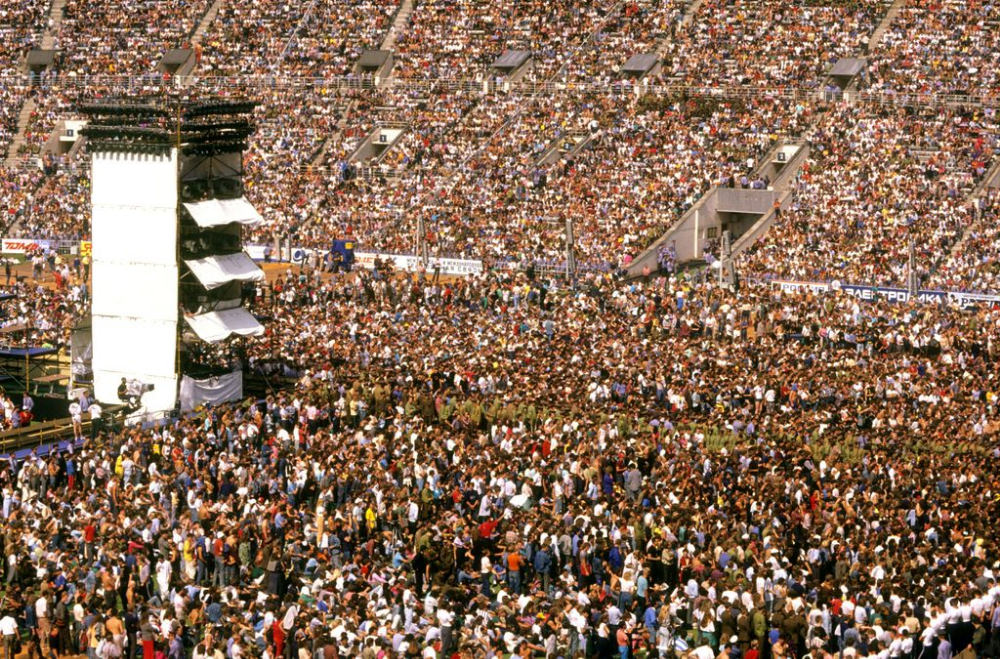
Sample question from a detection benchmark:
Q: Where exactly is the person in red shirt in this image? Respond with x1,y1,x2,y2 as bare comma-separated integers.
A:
83,521,97,561
477,518,497,545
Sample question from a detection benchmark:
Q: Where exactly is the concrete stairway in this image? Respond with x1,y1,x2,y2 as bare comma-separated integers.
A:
4,99,37,168
945,156,1000,258
310,100,359,167
192,0,225,46
625,140,810,278
380,0,413,51
676,0,705,31
867,0,904,52
40,0,68,49
5,0,65,166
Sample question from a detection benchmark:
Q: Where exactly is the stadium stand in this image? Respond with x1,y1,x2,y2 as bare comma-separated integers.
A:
2,2,1000,658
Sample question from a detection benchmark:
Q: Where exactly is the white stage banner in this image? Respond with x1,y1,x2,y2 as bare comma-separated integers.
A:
184,252,264,290
179,371,243,412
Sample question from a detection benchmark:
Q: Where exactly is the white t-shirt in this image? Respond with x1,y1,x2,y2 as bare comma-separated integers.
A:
691,645,716,659
0,615,17,636
69,402,82,421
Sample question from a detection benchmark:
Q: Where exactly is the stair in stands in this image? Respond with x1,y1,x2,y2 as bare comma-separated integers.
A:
867,0,904,52
380,0,413,52
310,99,358,167
625,140,811,278
39,0,67,50
652,0,702,61
4,99,37,169
192,0,225,47
676,0,705,30
946,155,1000,258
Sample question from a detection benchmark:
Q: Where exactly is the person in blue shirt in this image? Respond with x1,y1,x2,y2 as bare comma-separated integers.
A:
533,545,552,595
636,567,650,611
608,542,624,574
644,602,658,637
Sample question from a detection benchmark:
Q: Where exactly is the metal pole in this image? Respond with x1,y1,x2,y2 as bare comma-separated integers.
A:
907,238,917,297
693,209,700,261
565,216,576,289
719,230,733,288
416,214,428,266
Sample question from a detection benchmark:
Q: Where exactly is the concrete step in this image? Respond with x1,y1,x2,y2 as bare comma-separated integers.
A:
945,156,1000,258
677,0,705,30
380,0,413,52
652,0,702,60
867,0,904,53
4,98,37,168
40,0,68,50
192,0,225,46
978,157,1000,195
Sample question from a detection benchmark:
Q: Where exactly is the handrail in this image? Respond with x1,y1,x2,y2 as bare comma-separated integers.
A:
0,73,996,107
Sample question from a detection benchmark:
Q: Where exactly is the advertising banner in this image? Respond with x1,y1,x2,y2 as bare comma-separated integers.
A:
772,280,1000,309
1,238,50,254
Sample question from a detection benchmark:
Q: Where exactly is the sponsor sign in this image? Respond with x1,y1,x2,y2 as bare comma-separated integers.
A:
354,251,483,276
1,239,50,254
773,279,830,295
244,245,483,276
772,280,1000,309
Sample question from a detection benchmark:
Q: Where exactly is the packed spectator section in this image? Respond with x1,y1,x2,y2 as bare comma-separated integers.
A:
0,0,47,161
2,1,1000,658
657,0,890,89
739,104,998,288
867,0,1000,99
54,0,209,75
1,0,1000,288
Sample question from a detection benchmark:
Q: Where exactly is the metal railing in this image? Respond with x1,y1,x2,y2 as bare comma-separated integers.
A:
2,72,997,106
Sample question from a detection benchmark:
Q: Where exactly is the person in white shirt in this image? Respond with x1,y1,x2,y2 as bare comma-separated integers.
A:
68,401,83,440
0,612,17,659
35,593,50,657
89,401,103,439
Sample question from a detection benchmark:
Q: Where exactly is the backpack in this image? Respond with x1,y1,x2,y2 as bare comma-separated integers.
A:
752,610,767,638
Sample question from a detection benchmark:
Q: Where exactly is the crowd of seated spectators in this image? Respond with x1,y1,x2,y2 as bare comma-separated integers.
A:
14,165,91,240
382,92,808,268
393,0,617,82
55,0,208,75
656,0,889,89
926,193,1000,293
0,0,47,160
561,0,684,84
283,0,401,77
739,103,997,287
866,0,999,99
4,0,1000,300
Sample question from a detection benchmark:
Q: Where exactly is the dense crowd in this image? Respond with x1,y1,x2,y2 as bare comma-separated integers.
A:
54,0,209,76
393,0,615,82
656,0,889,89
738,103,996,288
561,1,684,85
2,0,999,297
1,2,1000,657
0,0,47,161
2,268,1000,659
867,0,1000,98
927,193,1000,294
